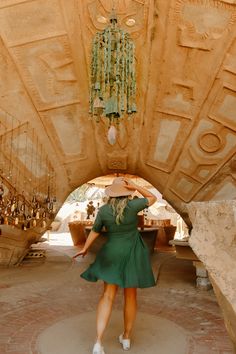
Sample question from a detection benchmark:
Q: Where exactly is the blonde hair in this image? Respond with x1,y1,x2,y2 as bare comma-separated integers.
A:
108,197,129,224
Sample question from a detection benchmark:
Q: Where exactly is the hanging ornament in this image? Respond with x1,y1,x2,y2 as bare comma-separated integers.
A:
36,210,40,220
107,125,117,145
89,8,137,141
0,117,56,231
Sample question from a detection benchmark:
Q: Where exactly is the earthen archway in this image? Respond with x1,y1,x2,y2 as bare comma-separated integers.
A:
0,0,236,350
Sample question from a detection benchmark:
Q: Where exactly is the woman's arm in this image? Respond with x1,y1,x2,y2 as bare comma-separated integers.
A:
123,178,157,206
73,230,100,258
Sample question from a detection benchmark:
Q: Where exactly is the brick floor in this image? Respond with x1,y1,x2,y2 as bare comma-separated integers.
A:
0,236,234,354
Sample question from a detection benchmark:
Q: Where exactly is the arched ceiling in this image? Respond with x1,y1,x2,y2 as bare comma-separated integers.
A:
0,0,236,219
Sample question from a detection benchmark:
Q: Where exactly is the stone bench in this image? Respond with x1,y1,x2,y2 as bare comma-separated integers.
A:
169,239,212,290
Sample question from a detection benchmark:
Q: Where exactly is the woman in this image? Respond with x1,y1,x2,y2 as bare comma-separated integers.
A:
73,177,157,354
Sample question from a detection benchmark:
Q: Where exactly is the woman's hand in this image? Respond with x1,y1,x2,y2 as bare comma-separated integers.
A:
123,178,138,191
73,248,87,259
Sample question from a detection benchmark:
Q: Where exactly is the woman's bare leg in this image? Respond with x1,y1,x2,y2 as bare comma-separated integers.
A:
123,288,137,339
96,282,118,344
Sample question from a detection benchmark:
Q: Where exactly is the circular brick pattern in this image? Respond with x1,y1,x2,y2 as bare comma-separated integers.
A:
0,244,234,354
37,310,188,354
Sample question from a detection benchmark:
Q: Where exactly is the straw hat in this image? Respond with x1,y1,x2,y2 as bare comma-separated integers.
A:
105,177,133,197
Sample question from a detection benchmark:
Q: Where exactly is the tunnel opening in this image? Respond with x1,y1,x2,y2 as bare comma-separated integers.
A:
46,173,201,290
52,173,189,247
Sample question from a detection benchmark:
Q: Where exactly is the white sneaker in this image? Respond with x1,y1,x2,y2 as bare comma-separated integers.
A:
92,342,105,354
119,334,131,350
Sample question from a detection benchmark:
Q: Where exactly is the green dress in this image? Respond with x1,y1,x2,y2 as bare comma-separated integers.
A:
81,198,156,288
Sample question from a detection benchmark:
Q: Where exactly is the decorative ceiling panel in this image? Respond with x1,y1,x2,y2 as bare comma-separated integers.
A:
40,105,87,163
0,0,66,46
0,0,236,213
11,35,80,110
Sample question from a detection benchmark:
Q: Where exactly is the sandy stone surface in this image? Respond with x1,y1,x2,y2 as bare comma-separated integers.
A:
37,311,188,354
0,234,234,354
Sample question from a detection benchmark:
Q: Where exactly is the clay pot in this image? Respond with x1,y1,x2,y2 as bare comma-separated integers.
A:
68,222,86,246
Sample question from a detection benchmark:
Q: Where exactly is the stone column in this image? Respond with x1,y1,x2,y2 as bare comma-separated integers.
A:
187,201,236,353
192,260,212,290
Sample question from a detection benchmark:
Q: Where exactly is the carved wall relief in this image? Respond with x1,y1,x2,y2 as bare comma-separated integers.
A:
146,112,191,172
169,172,202,202
168,118,236,201
107,153,127,170
195,152,236,201
210,176,236,200
0,37,33,122
175,0,236,50
154,1,236,125
12,36,80,110
224,39,236,74
40,105,87,163
0,0,66,46
158,81,195,118
210,85,236,131
85,0,149,38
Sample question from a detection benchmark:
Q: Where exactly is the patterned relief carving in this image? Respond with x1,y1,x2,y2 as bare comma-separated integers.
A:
85,0,148,38
169,172,202,202
40,105,87,163
210,176,236,199
12,36,80,110
146,112,191,172
174,0,236,50
158,81,195,118
224,38,236,74
208,38,236,130
107,153,127,170
169,118,236,201
0,0,65,46
209,85,236,131
0,37,41,125
196,153,236,200
198,132,223,153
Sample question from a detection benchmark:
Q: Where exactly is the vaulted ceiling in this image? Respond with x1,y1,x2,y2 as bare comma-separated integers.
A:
0,0,236,220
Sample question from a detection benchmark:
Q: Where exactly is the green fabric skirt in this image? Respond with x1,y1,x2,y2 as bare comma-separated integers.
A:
81,231,156,289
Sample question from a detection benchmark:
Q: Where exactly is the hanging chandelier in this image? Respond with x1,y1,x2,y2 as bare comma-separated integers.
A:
89,10,137,145
0,115,57,231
